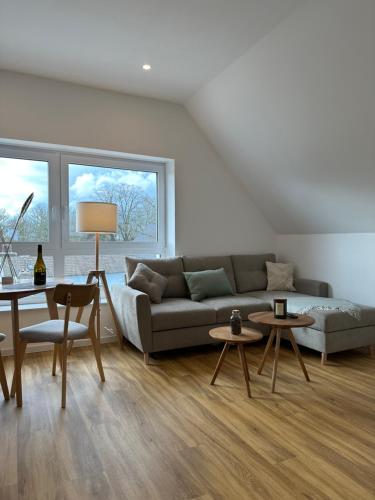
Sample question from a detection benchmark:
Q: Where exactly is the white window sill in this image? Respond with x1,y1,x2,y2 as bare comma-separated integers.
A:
0,296,109,314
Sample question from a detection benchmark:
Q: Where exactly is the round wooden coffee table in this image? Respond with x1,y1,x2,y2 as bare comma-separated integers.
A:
209,326,263,398
248,311,315,393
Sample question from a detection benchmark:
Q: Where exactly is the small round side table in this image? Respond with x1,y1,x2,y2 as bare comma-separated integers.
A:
248,311,315,393
209,326,263,398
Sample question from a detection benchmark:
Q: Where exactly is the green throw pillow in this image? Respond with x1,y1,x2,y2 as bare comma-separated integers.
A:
183,268,234,301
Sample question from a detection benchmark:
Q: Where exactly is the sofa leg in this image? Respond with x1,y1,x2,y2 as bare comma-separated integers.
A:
369,345,375,358
321,353,327,366
144,353,150,365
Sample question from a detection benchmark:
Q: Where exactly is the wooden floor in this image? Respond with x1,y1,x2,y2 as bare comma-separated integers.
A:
1,340,375,500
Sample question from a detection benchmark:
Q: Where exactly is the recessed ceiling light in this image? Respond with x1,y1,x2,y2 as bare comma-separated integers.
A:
142,64,151,71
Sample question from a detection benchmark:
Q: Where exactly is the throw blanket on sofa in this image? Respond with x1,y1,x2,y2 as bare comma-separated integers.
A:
287,297,361,320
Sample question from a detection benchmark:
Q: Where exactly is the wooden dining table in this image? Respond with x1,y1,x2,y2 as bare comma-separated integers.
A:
0,279,68,407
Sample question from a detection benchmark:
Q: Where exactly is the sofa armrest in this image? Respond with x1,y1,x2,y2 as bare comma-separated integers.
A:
111,284,153,353
294,278,329,298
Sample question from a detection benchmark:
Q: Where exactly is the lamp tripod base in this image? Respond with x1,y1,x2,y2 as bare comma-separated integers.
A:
69,269,123,353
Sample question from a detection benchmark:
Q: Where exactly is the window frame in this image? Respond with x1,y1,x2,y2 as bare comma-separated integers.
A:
60,152,166,256
0,145,61,255
0,142,170,280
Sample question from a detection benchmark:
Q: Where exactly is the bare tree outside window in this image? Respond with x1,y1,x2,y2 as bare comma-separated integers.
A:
69,164,157,242
95,183,156,241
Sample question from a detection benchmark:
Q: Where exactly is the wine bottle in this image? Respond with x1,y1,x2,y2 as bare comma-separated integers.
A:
34,244,46,285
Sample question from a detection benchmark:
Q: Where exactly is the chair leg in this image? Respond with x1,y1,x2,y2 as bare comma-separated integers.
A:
10,342,27,398
321,353,327,366
52,344,58,376
61,342,68,409
89,330,105,382
0,351,9,401
58,346,63,372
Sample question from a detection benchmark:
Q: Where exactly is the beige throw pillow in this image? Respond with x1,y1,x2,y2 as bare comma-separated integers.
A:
128,263,168,303
266,261,296,291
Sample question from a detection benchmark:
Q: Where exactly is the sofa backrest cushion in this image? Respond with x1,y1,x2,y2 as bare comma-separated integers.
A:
231,253,276,292
182,255,237,292
125,257,187,298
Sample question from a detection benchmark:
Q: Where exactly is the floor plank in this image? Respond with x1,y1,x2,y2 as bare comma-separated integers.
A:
1,340,375,499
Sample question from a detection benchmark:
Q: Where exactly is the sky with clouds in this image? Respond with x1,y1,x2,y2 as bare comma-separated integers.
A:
69,164,157,208
0,158,157,217
0,158,49,216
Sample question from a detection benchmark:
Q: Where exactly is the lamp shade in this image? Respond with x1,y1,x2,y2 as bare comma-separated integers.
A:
76,202,117,233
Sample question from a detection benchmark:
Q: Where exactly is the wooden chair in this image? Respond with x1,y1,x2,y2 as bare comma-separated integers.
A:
13,283,105,408
0,333,10,401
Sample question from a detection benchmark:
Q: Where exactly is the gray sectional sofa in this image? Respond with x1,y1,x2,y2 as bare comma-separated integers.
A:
112,253,375,364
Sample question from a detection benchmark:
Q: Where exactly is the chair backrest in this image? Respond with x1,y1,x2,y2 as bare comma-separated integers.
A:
54,283,98,307
54,283,100,340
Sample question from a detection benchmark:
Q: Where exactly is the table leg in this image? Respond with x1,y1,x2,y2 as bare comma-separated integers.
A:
210,343,229,385
238,345,251,398
287,329,310,382
10,341,26,397
11,299,22,407
271,328,281,393
258,328,276,375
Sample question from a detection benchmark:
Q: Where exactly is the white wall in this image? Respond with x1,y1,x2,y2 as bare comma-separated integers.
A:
185,0,375,309
187,0,375,234
0,70,275,353
277,234,375,306
0,70,275,256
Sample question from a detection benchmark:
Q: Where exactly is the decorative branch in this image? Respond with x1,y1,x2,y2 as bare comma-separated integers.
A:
0,230,18,278
0,192,34,274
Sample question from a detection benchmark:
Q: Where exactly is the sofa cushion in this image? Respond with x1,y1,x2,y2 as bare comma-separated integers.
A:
247,291,375,333
266,261,296,291
127,263,168,303
201,295,271,323
231,253,276,293
151,298,217,332
126,257,187,298
183,255,237,293
183,268,234,301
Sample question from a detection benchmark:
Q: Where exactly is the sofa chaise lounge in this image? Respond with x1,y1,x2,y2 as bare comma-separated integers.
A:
112,254,375,365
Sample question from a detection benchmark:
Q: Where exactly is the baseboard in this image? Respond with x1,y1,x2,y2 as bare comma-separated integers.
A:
1,334,118,357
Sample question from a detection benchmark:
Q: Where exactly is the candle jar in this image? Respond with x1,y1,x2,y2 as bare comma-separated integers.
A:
274,299,287,319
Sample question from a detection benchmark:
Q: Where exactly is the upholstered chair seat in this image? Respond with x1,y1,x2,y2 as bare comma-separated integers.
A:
20,320,89,343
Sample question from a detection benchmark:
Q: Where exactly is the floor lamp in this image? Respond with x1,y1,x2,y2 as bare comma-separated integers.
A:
75,201,123,349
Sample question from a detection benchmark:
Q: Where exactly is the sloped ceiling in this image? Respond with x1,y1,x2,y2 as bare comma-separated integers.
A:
187,0,375,233
0,0,300,102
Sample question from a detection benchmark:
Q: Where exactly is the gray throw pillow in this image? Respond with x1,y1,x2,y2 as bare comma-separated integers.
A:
266,261,296,291
183,268,234,302
128,263,168,303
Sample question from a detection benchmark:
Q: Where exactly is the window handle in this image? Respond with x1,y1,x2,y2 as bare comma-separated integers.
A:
51,206,57,222
61,205,68,220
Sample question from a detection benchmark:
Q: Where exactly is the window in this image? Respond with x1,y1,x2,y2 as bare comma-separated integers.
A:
67,163,158,243
0,157,49,242
0,141,174,298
